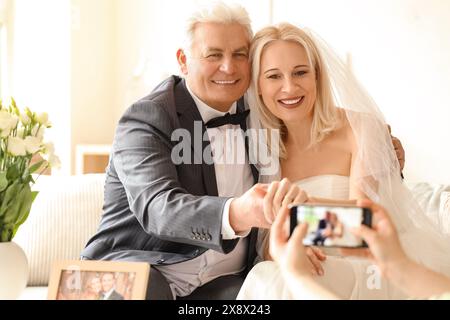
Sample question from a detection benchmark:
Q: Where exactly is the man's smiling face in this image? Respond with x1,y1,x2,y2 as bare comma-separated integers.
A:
181,22,251,112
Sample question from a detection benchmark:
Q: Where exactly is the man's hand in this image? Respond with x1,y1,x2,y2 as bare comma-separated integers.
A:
229,178,308,232
388,125,405,172
229,183,270,233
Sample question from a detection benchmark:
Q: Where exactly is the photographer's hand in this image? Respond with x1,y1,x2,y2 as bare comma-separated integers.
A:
269,204,326,277
269,205,337,299
340,200,408,278
341,200,450,298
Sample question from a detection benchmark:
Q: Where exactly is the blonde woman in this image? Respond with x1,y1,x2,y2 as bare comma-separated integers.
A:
238,23,450,299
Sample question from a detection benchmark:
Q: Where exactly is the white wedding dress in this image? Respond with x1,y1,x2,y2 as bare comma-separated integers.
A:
237,175,407,300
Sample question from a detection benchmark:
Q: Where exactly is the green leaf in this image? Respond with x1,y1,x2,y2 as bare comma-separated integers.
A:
12,187,37,239
28,160,45,174
0,227,13,242
2,184,26,224
11,97,17,108
10,97,20,116
6,164,20,181
25,107,33,118
0,171,8,192
0,180,21,218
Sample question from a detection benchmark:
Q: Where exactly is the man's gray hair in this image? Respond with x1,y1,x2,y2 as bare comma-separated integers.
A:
184,1,253,53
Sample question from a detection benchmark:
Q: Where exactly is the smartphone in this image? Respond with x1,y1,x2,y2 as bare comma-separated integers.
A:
290,204,372,248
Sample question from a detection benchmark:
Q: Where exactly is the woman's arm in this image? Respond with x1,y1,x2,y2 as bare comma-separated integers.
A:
345,200,450,299
284,271,339,300
387,259,450,299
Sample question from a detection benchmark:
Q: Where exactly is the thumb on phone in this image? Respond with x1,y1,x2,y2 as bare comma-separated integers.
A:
290,222,308,245
351,225,376,246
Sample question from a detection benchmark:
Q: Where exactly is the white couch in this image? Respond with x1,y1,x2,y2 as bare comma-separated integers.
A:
12,174,450,300
14,174,106,300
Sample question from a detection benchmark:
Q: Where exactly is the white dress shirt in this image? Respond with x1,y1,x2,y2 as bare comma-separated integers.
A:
155,84,255,298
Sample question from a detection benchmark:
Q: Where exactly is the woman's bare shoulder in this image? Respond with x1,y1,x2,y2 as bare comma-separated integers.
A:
334,107,357,149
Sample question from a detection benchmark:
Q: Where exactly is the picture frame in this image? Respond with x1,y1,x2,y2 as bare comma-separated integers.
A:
47,260,150,300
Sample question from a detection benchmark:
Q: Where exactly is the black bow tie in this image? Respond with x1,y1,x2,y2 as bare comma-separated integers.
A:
205,110,250,128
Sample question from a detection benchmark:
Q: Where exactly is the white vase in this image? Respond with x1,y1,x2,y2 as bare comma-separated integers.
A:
0,241,28,300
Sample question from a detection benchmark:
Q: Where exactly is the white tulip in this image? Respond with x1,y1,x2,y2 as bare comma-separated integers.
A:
0,110,13,131
48,154,61,169
37,126,45,139
16,126,25,138
0,111,18,135
0,127,11,138
31,125,38,136
24,136,42,154
7,136,26,156
43,142,55,155
10,115,19,129
31,125,45,139
20,113,31,125
36,112,49,126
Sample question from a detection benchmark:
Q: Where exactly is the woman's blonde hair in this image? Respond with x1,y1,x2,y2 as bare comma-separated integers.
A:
249,23,338,159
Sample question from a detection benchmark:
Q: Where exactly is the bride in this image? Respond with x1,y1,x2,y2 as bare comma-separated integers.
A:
238,23,450,299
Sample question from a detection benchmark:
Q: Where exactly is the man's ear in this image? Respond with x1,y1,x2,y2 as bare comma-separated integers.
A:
177,49,188,75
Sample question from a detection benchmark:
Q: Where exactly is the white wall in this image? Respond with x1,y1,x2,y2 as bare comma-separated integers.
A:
272,0,450,184
114,0,272,123
11,0,71,175
71,0,117,174
0,0,11,98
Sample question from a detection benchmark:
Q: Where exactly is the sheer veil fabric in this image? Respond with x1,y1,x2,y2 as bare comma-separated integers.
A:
247,29,450,277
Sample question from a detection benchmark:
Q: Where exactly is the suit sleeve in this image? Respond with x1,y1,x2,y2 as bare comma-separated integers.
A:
112,100,238,253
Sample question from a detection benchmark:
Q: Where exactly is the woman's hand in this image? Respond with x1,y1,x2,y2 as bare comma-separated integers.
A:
262,178,308,224
269,204,326,277
340,199,409,278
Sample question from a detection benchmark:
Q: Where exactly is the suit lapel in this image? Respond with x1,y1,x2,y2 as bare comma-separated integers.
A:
174,79,219,196
237,98,259,184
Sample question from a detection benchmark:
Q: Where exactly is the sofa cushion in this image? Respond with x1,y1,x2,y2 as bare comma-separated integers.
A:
19,287,48,300
13,174,105,286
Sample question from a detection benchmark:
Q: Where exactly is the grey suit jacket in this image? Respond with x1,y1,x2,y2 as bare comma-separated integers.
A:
101,290,124,300
81,76,258,271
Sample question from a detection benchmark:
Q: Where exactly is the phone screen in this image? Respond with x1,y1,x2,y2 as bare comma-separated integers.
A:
290,205,372,248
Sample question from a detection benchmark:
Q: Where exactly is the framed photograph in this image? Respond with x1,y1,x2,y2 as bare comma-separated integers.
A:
47,260,150,300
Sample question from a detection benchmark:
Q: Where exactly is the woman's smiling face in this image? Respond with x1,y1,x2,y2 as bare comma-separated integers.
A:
258,40,317,124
